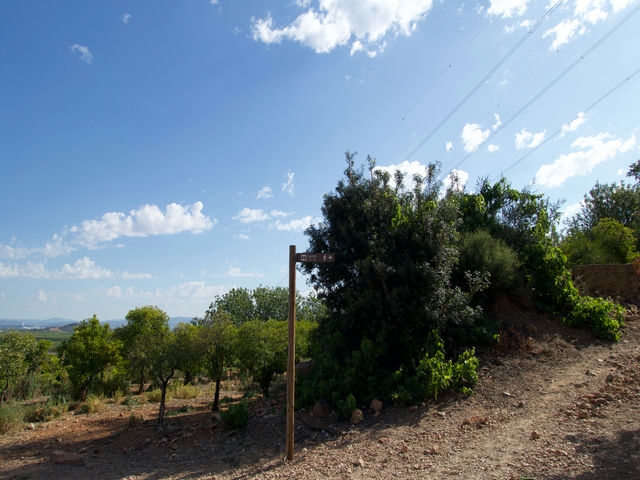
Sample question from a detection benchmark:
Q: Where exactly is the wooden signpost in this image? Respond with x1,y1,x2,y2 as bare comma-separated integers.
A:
286,245,334,461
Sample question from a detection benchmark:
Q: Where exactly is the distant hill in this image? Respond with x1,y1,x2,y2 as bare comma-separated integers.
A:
0,316,195,331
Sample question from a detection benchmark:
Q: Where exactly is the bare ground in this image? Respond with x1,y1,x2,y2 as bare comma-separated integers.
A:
1,306,640,480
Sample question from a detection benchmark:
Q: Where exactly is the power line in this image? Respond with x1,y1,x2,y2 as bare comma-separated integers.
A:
401,0,563,163
496,64,640,180
373,22,487,153
448,2,640,173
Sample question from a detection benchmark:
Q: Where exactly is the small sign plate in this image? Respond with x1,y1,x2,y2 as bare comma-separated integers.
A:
295,252,335,263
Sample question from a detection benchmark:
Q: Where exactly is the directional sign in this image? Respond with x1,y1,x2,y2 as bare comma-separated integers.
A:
295,252,335,263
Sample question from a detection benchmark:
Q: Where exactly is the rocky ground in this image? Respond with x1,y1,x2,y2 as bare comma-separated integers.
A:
1,306,639,480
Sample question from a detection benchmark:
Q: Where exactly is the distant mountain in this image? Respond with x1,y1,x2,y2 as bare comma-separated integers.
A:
0,317,76,330
0,316,196,331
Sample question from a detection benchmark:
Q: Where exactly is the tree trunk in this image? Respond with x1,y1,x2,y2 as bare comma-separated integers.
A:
157,379,168,431
212,378,221,412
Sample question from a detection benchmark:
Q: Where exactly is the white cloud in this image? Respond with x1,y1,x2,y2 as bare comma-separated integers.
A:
0,256,151,280
374,160,429,187
70,44,93,64
461,123,490,152
487,144,500,152
273,216,318,232
515,128,546,149
542,0,635,50
122,13,132,24
71,202,214,247
487,0,530,18
251,0,434,56
443,169,470,192
492,113,502,131
282,170,295,195
535,132,636,187
226,267,264,278
560,112,588,136
233,208,269,223
445,141,453,151
543,18,581,50
257,185,273,199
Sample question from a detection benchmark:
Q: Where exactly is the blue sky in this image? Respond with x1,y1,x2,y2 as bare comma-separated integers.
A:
1,0,639,321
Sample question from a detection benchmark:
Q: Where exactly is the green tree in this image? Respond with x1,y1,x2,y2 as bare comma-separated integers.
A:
562,218,638,266
0,331,48,405
173,322,204,385
235,319,287,397
208,288,255,326
194,311,237,411
58,316,121,400
122,306,177,429
253,286,289,321
116,305,170,394
300,154,484,406
568,180,640,247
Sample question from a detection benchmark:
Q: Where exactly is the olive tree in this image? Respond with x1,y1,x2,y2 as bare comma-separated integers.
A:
58,316,121,401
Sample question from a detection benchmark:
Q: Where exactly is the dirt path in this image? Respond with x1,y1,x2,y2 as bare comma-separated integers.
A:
1,309,639,479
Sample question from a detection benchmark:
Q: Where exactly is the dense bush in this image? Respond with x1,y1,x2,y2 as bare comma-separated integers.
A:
221,400,249,429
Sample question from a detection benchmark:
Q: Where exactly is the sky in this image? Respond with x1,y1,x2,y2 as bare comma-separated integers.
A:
1,0,639,321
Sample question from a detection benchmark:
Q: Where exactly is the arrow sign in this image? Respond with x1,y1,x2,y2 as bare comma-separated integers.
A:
295,252,335,263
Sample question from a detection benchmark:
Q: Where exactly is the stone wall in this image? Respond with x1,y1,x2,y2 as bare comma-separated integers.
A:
571,263,640,305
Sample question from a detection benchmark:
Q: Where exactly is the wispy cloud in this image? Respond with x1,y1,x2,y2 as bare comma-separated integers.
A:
122,13,132,24
272,216,319,232
257,185,273,199
515,128,546,149
251,0,434,56
70,44,93,64
535,132,636,187
233,208,270,223
560,112,588,136
282,170,295,196
486,0,530,18
0,256,151,280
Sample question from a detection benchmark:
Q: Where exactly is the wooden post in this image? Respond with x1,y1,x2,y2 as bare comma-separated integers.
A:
286,245,296,461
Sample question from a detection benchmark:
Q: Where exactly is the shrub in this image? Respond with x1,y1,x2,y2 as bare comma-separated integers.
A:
80,395,105,414
0,405,24,434
458,230,521,290
146,389,166,403
221,400,249,429
23,401,67,423
564,296,625,341
171,383,200,400
127,414,145,427
392,332,479,404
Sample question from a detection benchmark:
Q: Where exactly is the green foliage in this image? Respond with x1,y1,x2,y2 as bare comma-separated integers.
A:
0,404,24,434
235,320,287,397
568,179,640,249
58,316,121,401
221,400,249,429
115,305,171,394
193,311,237,411
23,400,68,423
301,155,485,408
564,296,625,341
562,218,639,266
393,332,479,404
0,330,50,405
294,319,318,360
208,287,326,326
79,395,105,414
458,229,521,290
